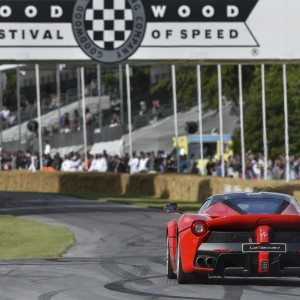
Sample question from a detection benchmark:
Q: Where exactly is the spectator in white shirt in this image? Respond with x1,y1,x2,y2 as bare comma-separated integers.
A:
128,152,140,174
138,152,149,173
88,154,108,172
61,154,81,172
44,140,51,156
0,107,10,120
97,155,108,172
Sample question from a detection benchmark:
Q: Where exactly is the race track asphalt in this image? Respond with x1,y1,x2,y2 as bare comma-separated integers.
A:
0,192,299,300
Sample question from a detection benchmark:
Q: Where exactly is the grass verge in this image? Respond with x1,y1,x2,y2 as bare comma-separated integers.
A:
0,216,75,260
73,194,200,212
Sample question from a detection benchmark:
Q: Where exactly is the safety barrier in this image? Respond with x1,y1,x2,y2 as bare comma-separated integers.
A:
0,172,299,203
1,125,123,152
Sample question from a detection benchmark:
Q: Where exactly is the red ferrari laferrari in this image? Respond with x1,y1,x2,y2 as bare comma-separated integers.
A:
164,192,300,284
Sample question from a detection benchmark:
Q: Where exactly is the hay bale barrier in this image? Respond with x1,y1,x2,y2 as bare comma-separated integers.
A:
0,172,299,203
0,171,60,193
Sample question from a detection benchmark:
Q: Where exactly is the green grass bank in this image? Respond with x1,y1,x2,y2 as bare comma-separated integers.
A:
0,215,75,260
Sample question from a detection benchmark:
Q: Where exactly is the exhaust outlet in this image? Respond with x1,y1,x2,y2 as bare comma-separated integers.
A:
196,256,206,266
205,256,216,267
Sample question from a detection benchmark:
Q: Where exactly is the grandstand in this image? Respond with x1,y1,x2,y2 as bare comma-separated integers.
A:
0,64,238,157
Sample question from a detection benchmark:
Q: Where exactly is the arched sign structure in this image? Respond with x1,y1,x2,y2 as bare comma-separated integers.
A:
0,0,297,63
0,0,296,180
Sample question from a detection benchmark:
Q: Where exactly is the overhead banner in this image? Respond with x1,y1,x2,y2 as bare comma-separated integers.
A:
0,0,298,63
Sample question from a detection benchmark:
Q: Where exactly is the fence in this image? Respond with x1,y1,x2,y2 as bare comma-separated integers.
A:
1,124,123,153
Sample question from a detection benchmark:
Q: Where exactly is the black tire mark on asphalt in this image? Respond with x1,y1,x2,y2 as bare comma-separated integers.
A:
104,275,217,300
0,268,19,278
38,290,65,300
148,256,165,265
100,261,149,281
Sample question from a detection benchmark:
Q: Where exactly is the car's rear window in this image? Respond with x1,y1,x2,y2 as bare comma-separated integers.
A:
229,198,289,214
204,193,298,215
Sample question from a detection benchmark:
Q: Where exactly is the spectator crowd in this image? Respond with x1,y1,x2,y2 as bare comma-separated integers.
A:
0,146,299,180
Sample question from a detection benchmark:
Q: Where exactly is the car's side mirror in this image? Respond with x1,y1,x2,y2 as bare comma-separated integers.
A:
164,203,179,214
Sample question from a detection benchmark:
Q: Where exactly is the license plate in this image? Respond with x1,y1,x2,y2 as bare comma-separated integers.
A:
242,243,286,253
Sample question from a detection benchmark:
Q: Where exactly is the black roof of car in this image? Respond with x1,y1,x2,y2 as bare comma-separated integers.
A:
210,192,298,206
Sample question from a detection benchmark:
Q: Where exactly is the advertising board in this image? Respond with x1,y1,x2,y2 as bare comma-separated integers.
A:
0,0,297,63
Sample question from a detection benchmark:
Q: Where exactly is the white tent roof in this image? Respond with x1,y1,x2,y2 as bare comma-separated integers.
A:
90,139,124,157
0,64,26,72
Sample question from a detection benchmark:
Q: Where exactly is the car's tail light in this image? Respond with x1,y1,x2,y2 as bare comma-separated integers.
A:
191,221,207,236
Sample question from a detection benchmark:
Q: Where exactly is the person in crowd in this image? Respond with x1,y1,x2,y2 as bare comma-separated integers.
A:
10,152,17,170
206,156,215,176
7,112,16,127
61,153,80,172
43,154,53,169
111,99,121,116
229,155,241,178
16,151,28,169
109,114,121,128
49,93,59,109
116,155,128,173
154,151,164,172
0,145,300,181
189,154,198,174
147,152,155,173
1,151,11,171
64,113,71,133
52,153,63,171
71,152,83,171
0,106,10,121
179,155,189,173
88,153,108,172
73,109,80,131
43,160,57,173
166,154,177,173
89,80,97,96
59,113,65,129
139,101,148,116
85,108,93,125
44,139,51,156
138,152,149,173
215,159,228,177
28,152,38,172
128,151,140,174
151,99,161,123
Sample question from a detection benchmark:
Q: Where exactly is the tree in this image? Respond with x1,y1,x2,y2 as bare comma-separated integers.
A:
234,65,300,158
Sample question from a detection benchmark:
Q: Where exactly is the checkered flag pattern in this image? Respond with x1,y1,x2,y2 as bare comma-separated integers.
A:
85,0,134,50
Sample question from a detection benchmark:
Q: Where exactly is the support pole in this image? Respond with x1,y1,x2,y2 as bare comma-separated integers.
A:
56,65,61,122
261,64,268,180
196,65,204,174
238,65,246,180
217,65,225,177
77,67,81,112
35,64,43,170
282,64,290,181
81,67,88,167
96,63,102,135
119,64,124,127
16,67,22,149
171,65,179,173
125,64,133,159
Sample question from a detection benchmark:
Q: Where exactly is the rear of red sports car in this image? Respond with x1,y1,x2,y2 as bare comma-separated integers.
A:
166,192,300,283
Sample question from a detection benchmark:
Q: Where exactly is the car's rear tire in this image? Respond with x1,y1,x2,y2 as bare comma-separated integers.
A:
166,238,176,279
176,239,208,284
